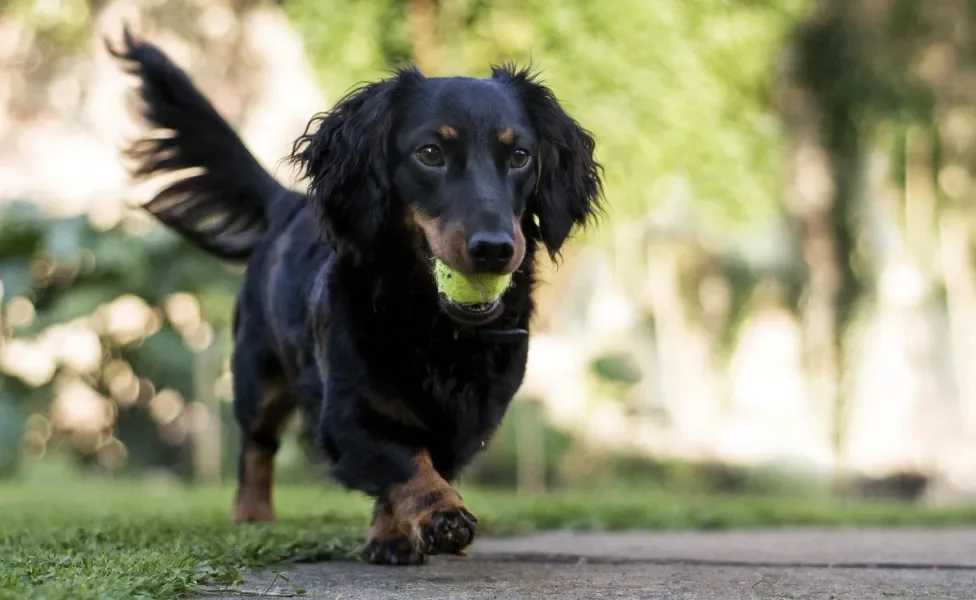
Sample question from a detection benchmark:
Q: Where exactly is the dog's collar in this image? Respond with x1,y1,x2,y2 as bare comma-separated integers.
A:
453,326,529,343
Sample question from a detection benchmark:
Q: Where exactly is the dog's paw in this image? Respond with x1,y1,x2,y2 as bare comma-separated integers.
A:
416,507,478,556
363,536,428,566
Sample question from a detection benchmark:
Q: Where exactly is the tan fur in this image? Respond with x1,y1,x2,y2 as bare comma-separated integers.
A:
507,215,527,273
408,207,527,275
233,446,276,522
367,503,403,542
408,206,471,272
363,389,427,430
232,380,293,523
387,450,466,547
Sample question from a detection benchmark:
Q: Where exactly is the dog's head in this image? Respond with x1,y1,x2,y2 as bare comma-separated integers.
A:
292,65,603,325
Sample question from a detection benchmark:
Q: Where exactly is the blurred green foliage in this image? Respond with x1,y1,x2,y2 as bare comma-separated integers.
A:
0,202,238,333
0,201,241,477
285,0,810,237
0,0,93,52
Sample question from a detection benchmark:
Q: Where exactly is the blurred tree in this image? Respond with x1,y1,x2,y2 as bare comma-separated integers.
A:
868,0,976,477
0,201,240,478
778,0,873,481
774,0,976,487
0,0,316,480
284,0,807,231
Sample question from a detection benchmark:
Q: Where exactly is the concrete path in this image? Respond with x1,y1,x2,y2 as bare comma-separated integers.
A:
198,528,976,599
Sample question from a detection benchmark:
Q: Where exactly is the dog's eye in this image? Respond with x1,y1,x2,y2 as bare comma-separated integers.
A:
416,145,445,167
509,149,531,169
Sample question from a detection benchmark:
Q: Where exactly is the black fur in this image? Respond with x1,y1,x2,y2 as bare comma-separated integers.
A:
490,65,604,259
110,30,603,559
292,76,403,249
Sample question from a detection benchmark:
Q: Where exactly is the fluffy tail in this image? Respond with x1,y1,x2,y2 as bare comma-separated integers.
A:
108,28,285,261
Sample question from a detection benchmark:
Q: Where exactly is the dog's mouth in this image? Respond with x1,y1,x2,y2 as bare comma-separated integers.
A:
437,295,505,327
415,233,507,327
422,253,506,327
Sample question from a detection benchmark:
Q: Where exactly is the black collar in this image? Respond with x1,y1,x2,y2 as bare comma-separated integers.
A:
454,325,529,343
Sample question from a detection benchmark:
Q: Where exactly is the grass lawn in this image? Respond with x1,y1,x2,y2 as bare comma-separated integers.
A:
2,479,975,600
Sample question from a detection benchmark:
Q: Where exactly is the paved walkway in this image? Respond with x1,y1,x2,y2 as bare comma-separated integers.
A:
199,528,976,599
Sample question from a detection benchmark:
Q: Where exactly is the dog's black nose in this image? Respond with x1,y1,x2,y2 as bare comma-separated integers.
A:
467,232,515,272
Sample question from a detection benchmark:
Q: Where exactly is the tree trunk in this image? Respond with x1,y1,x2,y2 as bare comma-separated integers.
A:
779,1,865,485
406,0,442,75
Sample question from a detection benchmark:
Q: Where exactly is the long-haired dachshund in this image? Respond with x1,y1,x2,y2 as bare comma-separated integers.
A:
108,28,603,565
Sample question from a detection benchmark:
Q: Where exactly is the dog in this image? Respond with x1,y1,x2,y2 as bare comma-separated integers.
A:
108,28,603,565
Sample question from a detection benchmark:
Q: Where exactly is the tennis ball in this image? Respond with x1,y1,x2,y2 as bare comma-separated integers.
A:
433,259,512,305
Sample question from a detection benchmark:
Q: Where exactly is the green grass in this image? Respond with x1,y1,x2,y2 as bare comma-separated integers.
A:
2,480,975,600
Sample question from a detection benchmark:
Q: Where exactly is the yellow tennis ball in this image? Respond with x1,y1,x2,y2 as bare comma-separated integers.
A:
433,259,512,305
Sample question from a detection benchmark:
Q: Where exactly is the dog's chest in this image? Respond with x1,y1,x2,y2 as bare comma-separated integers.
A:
416,341,527,469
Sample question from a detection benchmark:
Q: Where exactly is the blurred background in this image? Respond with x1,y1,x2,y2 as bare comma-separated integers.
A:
1,0,974,507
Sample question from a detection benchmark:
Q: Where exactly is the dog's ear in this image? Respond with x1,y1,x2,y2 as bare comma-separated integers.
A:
493,65,604,260
291,75,404,249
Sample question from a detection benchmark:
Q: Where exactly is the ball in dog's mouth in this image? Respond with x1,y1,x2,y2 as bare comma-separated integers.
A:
430,258,510,326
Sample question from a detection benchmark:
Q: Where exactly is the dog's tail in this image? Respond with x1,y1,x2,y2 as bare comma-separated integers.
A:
108,28,287,261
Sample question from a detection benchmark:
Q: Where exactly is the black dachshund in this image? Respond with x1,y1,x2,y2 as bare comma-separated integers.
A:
109,29,603,565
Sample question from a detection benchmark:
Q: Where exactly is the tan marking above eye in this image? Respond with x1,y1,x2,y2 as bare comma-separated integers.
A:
438,125,458,139
498,128,515,144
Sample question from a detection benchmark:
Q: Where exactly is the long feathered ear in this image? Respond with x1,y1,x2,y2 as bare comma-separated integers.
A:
290,73,407,249
492,65,604,260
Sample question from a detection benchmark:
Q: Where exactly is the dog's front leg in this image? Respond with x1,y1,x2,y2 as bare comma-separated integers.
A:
322,404,477,565
371,449,477,562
